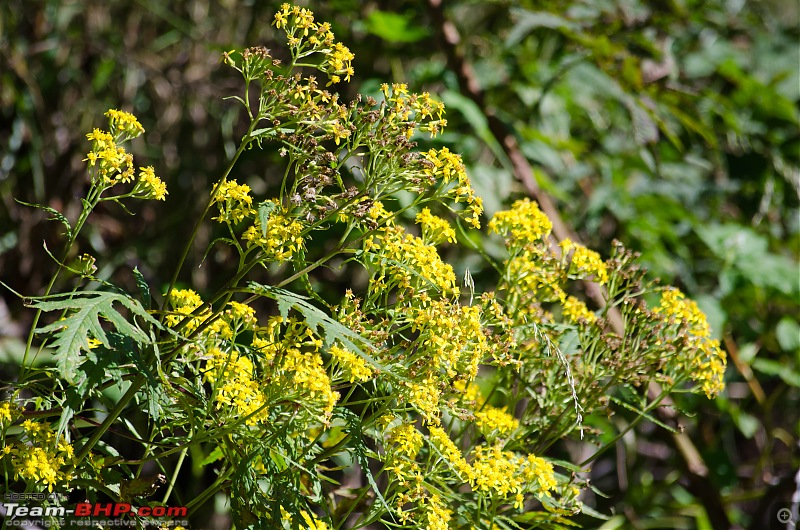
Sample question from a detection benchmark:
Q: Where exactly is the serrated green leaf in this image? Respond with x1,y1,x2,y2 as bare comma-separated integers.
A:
334,407,393,519
132,267,151,310
16,199,73,238
245,282,400,381
27,292,162,384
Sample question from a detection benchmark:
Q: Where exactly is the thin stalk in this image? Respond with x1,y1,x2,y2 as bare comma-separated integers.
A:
159,119,259,322
578,384,674,468
20,186,102,379
75,377,145,462
162,442,190,503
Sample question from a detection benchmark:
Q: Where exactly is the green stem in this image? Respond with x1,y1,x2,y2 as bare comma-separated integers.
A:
20,186,102,380
578,384,675,468
159,119,259,322
162,442,190,503
75,376,145,462
186,466,234,514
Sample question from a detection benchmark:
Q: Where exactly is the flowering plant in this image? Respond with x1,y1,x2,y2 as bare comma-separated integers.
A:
2,4,726,529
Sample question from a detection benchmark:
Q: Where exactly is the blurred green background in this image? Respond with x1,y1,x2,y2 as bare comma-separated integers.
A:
1,1,798,528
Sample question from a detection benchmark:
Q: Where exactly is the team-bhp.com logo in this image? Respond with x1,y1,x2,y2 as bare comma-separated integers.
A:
73,502,187,518
1,494,188,528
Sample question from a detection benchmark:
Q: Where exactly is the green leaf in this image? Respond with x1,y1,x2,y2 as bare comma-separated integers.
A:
364,10,428,43
776,317,800,352
696,223,799,295
751,358,800,387
132,267,151,310
27,291,162,385
16,199,72,238
257,200,279,238
200,445,224,466
245,282,406,385
506,9,577,47
441,90,512,170
334,407,393,518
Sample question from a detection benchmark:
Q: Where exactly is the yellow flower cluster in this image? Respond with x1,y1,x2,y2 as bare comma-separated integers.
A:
273,4,353,84
655,287,727,397
252,317,340,420
421,494,452,530
411,299,487,381
205,347,269,425
213,179,256,224
284,347,340,417
522,453,558,497
105,108,144,139
4,420,76,492
457,382,519,437
428,425,472,480
325,42,355,84
489,198,552,246
415,207,456,245
329,344,374,383
427,424,557,505
364,224,458,295
471,445,525,496
84,110,166,200
562,295,597,325
403,381,442,424
506,253,566,304
165,288,205,331
225,301,258,329
85,128,135,184
423,148,483,228
380,83,447,138
242,208,305,263
132,166,168,201
474,406,520,437
388,422,425,459
0,400,20,425
471,445,556,500
560,238,609,284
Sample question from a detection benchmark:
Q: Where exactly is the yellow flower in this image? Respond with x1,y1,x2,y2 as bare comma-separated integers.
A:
388,423,424,459
132,166,167,200
562,295,597,324
0,401,19,425
300,510,329,530
205,347,270,425
10,421,76,492
329,344,373,382
105,108,144,139
489,198,552,245
212,179,255,223
655,287,727,397
241,205,305,263
565,241,608,284
474,405,519,436
423,148,483,227
428,425,472,480
415,208,456,245
364,224,458,295
422,494,452,530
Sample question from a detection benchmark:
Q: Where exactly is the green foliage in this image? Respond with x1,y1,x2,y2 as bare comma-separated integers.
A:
27,292,159,385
